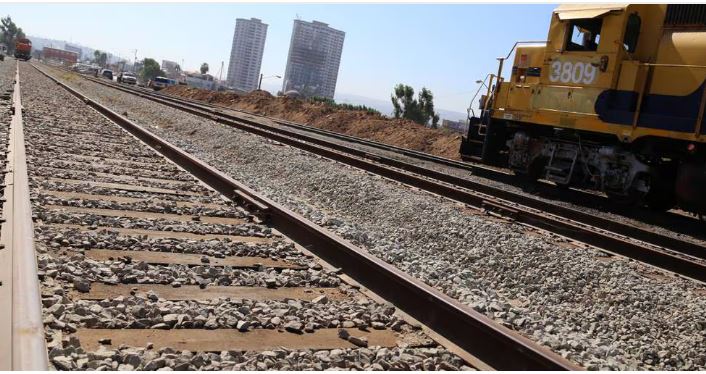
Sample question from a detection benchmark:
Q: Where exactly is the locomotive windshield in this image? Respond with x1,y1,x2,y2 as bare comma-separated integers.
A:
566,18,602,51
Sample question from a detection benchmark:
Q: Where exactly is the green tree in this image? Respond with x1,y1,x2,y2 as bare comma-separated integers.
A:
0,16,25,54
92,50,108,67
200,62,209,74
418,87,440,128
391,84,439,128
140,58,165,82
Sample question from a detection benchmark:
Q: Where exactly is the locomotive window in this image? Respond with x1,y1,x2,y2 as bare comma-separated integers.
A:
623,13,641,53
566,18,603,51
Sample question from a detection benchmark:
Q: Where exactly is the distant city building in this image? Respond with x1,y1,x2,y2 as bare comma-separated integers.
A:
162,60,182,79
282,20,345,99
226,18,268,92
64,43,82,60
442,119,469,133
185,72,217,91
42,47,78,65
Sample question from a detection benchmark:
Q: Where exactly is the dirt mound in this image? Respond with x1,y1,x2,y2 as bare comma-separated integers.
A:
162,86,463,160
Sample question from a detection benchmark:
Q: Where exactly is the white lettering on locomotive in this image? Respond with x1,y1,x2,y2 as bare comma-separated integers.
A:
549,60,596,85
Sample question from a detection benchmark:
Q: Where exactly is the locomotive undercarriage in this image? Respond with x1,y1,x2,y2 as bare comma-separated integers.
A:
506,129,653,202
462,115,706,214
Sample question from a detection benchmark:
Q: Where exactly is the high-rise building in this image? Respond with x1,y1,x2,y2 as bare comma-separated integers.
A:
226,18,268,92
282,20,345,99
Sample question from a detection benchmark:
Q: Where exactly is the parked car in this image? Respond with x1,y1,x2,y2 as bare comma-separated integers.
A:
117,72,137,85
149,76,177,90
100,69,113,80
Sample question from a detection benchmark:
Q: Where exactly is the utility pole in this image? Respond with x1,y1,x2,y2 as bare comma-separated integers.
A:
132,49,138,73
258,74,282,90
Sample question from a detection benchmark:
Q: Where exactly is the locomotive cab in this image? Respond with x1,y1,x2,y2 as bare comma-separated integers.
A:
461,4,706,214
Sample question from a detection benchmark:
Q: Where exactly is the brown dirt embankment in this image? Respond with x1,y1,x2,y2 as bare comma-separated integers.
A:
161,86,463,160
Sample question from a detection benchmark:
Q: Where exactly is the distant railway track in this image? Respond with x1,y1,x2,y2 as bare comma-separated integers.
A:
83,74,706,232
17,61,583,370
54,65,706,284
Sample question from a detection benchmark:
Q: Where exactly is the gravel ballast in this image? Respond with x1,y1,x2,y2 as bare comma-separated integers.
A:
158,84,706,248
49,65,706,370
21,63,468,371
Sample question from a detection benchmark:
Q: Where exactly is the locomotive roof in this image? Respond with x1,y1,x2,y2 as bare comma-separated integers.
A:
553,4,627,20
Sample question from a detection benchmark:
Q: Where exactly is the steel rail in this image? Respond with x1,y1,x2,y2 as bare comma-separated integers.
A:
71,70,706,281
0,62,49,370
99,75,483,172
34,62,582,371
83,74,706,261
124,80,706,235
87,75,706,228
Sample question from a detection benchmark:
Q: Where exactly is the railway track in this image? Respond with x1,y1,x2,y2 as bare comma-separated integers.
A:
59,66,706,284
90,76,706,232
2,61,583,370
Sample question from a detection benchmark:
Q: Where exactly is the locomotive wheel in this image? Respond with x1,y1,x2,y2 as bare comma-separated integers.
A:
675,162,706,214
644,167,676,212
515,157,545,184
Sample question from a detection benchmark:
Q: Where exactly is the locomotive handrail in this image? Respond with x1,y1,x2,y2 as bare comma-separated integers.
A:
468,73,493,119
500,40,549,60
632,64,653,129
537,84,589,89
640,62,706,69
535,107,600,116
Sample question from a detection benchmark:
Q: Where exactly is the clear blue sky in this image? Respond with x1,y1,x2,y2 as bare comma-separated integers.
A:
2,3,556,114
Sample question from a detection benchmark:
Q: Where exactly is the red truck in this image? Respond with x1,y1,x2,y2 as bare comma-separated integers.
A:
14,38,32,61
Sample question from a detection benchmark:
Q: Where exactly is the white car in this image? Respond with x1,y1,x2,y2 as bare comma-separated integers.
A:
117,72,137,85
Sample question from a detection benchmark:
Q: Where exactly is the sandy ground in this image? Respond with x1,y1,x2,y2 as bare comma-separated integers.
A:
162,86,464,160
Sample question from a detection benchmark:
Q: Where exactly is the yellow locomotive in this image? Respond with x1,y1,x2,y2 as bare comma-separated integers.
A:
461,4,706,214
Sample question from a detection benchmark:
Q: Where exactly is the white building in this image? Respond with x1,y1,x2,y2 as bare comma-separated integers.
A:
282,20,345,99
185,72,217,90
226,18,268,92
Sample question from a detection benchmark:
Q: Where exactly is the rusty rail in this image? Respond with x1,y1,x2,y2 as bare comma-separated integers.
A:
34,62,581,370
69,67,706,283
82,72,706,259
0,61,49,370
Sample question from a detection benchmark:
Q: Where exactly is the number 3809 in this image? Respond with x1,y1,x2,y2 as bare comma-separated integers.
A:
549,61,597,84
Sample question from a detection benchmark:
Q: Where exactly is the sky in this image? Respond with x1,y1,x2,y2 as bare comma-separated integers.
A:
1,3,557,116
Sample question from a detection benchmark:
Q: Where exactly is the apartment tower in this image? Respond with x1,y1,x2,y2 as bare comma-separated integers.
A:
226,18,268,92
282,20,345,99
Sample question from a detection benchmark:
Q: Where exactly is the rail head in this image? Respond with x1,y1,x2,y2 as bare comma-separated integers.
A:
33,62,582,371
1,61,49,370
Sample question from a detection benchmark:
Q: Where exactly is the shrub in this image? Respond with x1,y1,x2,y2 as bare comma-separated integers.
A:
308,96,381,116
